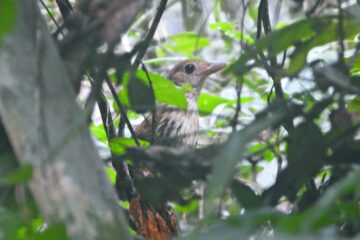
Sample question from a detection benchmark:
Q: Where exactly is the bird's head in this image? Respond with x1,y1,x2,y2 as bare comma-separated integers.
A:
167,60,226,95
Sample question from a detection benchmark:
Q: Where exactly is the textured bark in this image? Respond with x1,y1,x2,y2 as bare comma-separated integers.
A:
0,1,130,239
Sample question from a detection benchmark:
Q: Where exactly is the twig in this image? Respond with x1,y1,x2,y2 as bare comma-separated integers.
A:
230,0,249,131
104,74,140,146
133,0,168,69
337,0,345,64
141,62,156,144
306,0,324,17
256,0,263,39
274,0,283,26
39,0,65,37
98,93,117,139
257,0,294,131
85,44,116,112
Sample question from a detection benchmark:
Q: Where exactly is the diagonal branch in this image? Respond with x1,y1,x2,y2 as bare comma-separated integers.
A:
133,0,168,69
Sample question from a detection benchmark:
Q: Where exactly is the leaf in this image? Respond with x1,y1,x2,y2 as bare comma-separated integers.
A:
172,199,200,214
206,102,301,208
128,74,155,114
165,32,210,57
263,121,327,205
228,16,360,76
350,53,360,76
231,179,261,209
0,0,16,41
118,70,187,111
286,17,360,75
210,22,254,43
105,167,116,185
109,137,149,155
287,122,326,168
90,123,108,144
33,223,68,240
198,93,253,116
0,165,33,185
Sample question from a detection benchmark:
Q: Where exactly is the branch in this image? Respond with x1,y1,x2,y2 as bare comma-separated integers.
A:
132,0,168,69
257,0,294,131
104,74,140,146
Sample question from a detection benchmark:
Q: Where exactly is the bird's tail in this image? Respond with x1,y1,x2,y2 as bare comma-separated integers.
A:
129,194,178,240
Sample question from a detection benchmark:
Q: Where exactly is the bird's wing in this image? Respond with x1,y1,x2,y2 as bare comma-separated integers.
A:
135,104,168,142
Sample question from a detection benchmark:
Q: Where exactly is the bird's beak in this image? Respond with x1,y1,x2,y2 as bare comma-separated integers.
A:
201,62,227,76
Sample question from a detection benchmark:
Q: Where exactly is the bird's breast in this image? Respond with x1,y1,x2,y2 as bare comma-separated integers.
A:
155,94,199,148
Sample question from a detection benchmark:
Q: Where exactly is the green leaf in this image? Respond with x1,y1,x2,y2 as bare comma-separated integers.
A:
172,199,199,214
0,0,16,42
231,179,261,209
210,21,254,43
206,103,300,208
198,93,254,116
165,32,210,57
350,53,360,76
197,93,231,115
118,70,187,111
109,137,149,155
229,16,360,76
348,96,360,116
210,21,235,32
128,74,155,114
32,223,68,240
287,17,360,75
0,165,33,185
105,167,116,185
90,123,108,144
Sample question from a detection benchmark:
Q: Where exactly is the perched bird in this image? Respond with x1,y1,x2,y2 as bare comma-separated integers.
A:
135,60,226,147
129,60,226,240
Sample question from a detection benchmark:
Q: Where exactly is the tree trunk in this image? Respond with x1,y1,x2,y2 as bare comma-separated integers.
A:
0,1,130,239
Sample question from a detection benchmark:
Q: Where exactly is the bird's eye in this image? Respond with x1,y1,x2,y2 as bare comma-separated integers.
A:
184,63,195,74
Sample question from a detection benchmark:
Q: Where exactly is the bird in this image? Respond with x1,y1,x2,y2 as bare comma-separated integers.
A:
129,59,226,240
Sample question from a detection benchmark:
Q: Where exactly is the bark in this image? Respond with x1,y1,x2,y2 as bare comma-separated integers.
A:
0,1,130,239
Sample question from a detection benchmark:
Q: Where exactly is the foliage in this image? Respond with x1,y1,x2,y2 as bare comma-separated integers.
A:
0,0,16,44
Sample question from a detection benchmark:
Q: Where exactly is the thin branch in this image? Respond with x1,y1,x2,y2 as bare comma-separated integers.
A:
337,0,345,64
104,74,140,146
39,0,64,37
256,0,263,39
258,0,294,131
97,93,117,139
133,0,168,69
274,0,283,26
306,0,324,17
230,0,249,131
141,62,156,144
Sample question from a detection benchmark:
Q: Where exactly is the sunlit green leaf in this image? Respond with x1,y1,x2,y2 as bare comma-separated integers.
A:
105,167,116,185
165,32,210,57
210,21,254,43
173,199,199,214
198,93,254,116
109,137,149,155
90,123,108,144
0,0,16,42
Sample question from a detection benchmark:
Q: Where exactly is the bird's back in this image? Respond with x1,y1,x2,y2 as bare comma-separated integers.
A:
136,92,199,148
